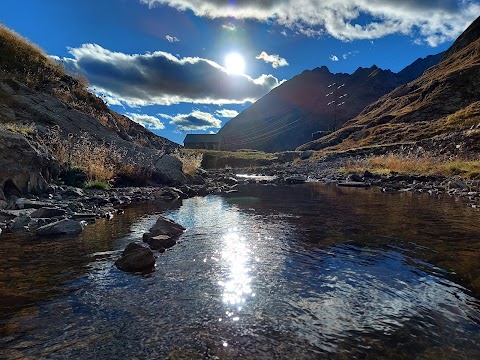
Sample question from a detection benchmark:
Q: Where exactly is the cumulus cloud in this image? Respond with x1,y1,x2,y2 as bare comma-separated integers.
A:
215,109,239,118
329,54,339,62
126,113,165,130
141,0,480,46
161,110,222,131
256,51,289,68
61,44,281,107
165,35,180,42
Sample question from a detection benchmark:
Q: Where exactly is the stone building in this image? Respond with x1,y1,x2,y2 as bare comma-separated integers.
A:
183,134,221,150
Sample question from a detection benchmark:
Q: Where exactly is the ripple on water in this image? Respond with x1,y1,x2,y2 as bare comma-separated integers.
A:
1,186,480,359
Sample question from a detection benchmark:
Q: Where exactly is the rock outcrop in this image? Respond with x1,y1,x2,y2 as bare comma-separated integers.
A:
0,131,56,206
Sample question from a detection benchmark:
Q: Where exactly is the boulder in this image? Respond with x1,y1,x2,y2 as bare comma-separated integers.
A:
10,215,32,231
152,154,187,186
448,179,469,190
155,187,185,201
347,173,363,182
144,234,177,250
143,215,185,241
115,245,156,273
30,207,67,218
36,219,84,236
122,242,146,256
0,131,56,203
63,187,85,198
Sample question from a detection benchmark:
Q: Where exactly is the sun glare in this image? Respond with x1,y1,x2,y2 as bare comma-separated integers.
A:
225,52,245,74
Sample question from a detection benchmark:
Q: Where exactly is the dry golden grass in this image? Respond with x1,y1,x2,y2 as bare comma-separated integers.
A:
343,154,480,179
39,126,126,183
174,149,204,176
443,101,480,129
0,24,67,86
0,122,36,136
0,24,109,126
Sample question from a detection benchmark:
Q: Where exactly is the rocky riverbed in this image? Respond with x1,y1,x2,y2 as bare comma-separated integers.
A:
1,159,478,244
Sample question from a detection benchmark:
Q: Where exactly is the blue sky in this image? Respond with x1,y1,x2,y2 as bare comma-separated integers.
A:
1,0,479,144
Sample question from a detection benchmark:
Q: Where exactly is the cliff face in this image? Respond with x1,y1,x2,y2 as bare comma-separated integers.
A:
217,54,442,152
298,16,480,154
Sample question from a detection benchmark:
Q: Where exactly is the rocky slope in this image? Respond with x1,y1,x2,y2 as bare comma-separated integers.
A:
217,54,443,152
298,16,480,154
0,25,182,206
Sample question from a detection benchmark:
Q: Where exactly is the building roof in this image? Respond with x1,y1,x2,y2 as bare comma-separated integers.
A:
184,134,220,144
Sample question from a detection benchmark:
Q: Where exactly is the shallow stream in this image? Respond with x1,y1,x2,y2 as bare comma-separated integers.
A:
1,183,479,359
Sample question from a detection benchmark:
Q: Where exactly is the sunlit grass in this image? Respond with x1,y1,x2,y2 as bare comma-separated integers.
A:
191,149,278,169
343,154,480,179
0,122,36,136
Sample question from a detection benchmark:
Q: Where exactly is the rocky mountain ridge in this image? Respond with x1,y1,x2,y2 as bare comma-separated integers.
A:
298,15,480,155
217,52,443,152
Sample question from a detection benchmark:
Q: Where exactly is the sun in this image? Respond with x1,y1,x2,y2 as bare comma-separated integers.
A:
225,52,245,74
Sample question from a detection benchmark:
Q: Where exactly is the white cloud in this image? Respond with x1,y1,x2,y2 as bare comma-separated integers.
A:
141,0,480,46
329,54,339,62
280,29,288,36
342,50,359,60
162,110,222,131
61,44,282,107
126,113,165,130
222,23,236,31
215,109,239,118
165,35,180,42
256,51,289,68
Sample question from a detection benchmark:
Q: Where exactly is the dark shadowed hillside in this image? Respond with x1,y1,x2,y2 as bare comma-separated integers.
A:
298,16,480,154
217,54,442,152
0,25,183,204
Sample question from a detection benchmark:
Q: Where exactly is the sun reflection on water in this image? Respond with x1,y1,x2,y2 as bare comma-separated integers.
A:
218,231,254,319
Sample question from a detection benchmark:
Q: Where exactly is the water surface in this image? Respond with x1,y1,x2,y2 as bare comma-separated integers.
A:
0,183,479,359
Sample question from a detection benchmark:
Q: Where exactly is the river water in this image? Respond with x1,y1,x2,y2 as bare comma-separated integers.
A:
0,183,479,359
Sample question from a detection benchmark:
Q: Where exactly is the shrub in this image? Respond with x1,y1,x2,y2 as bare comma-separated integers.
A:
38,126,126,184
85,180,110,190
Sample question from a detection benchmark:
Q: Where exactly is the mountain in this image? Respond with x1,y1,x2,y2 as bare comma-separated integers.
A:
298,16,480,154
217,54,443,152
0,25,182,204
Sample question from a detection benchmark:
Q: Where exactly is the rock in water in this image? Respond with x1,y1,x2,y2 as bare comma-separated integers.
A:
122,242,145,256
143,215,186,241
36,219,84,235
115,244,156,273
145,234,177,250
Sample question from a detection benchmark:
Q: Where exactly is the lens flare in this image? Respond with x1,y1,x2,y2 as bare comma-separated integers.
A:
225,52,245,74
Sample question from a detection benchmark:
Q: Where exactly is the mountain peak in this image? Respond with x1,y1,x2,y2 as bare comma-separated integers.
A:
312,65,331,74
443,15,480,59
